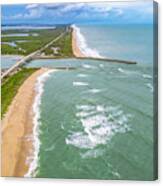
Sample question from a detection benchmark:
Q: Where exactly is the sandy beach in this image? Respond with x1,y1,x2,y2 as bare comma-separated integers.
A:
72,28,86,58
1,68,49,177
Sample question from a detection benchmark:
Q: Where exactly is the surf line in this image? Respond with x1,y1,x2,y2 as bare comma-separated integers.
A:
71,24,102,58
25,69,56,177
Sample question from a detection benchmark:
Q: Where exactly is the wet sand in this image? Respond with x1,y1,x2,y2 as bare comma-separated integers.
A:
1,68,49,177
72,28,86,58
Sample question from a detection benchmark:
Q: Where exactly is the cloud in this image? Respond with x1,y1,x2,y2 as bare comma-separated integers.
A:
2,1,153,24
60,3,85,13
18,3,114,20
43,3,112,14
116,9,123,16
4,5,43,20
23,8,43,19
26,4,39,9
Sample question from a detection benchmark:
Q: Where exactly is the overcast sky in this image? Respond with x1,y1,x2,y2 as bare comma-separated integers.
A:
2,1,154,25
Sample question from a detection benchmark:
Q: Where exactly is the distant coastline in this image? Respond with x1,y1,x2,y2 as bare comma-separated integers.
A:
72,26,86,58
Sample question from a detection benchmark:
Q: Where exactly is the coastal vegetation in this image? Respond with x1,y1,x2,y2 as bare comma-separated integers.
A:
1,26,74,117
1,27,66,55
1,25,136,118
43,29,73,57
1,44,19,54
1,68,38,117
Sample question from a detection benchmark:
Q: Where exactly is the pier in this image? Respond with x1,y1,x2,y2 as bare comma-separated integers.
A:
76,57,137,64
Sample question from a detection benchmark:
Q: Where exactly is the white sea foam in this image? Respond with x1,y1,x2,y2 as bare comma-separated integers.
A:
96,105,105,112
99,64,104,68
88,89,102,94
73,81,89,86
112,171,121,179
44,144,55,152
82,64,96,69
80,148,105,159
76,111,96,118
118,68,139,76
72,24,102,58
66,104,132,149
146,83,153,92
142,74,152,79
77,73,88,78
25,69,55,177
76,105,95,111
118,68,125,73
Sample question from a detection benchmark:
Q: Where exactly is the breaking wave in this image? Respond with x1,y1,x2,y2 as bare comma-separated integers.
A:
146,83,153,92
25,69,55,177
65,104,132,150
73,81,89,86
72,24,102,58
142,74,152,79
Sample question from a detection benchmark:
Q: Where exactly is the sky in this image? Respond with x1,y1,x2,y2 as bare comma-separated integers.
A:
2,1,154,25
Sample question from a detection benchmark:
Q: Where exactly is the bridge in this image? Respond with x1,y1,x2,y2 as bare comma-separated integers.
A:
1,31,67,79
1,28,137,80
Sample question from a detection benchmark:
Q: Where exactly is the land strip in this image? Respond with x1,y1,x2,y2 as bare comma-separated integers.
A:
1,29,68,80
1,68,49,177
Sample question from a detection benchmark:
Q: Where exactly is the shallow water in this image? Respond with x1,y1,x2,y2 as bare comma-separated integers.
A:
25,24,154,180
2,26,56,30
1,55,23,69
26,57,154,180
2,33,39,37
2,41,17,47
77,24,153,64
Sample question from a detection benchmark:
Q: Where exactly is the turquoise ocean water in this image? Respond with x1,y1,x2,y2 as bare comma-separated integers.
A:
26,24,154,180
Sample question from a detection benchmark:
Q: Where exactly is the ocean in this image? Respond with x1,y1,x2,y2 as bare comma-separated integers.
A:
25,24,154,180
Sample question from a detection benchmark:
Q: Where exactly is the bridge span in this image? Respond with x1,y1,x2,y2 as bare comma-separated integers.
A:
1,31,67,80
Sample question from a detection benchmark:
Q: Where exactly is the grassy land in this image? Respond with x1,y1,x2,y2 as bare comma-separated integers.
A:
2,26,74,58
1,26,74,117
1,68,38,117
43,29,74,57
1,27,66,55
1,44,20,54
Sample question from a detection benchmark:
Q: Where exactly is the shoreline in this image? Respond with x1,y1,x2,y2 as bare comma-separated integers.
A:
1,68,49,177
72,27,86,58
25,69,56,177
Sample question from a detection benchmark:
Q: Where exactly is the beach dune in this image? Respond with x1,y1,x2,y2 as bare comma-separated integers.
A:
1,68,48,177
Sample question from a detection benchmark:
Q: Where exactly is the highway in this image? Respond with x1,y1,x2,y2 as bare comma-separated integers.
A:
1,31,67,79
